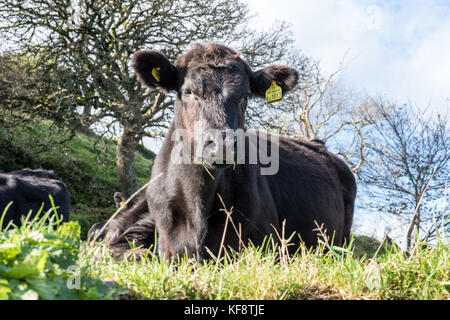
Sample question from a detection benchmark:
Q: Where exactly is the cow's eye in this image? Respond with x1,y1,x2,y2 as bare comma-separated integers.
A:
183,89,192,96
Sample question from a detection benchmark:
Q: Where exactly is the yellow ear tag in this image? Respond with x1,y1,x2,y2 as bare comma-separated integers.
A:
151,67,160,82
265,80,282,103
119,201,124,207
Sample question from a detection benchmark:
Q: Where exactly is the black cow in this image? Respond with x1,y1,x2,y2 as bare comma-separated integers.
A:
97,43,356,261
0,169,70,228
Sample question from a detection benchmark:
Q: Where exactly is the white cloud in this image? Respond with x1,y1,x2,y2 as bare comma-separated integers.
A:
246,0,450,112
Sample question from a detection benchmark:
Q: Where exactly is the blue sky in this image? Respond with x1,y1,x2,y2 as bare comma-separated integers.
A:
245,0,449,241
247,0,450,113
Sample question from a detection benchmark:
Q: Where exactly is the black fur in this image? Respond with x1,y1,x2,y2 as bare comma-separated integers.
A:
0,169,70,228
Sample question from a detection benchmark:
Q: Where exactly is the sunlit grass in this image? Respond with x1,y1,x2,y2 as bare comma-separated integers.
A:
80,231,449,300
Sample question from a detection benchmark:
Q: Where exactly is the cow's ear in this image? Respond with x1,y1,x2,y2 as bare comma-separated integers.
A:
250,65,299,98
132,50,178,92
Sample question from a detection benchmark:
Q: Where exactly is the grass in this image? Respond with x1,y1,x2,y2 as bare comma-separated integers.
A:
79,231,449,300
1,116,448,300
1,201,448,300
0,117,155,243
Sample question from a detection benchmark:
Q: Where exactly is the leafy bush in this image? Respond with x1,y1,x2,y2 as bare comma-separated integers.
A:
0,206,124,300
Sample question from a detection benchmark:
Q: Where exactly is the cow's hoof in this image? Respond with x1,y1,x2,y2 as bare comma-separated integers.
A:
87,221,108,241
104,227,122,245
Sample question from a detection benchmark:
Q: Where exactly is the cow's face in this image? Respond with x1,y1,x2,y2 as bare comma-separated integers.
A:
177,63,249,167
132,43,299,168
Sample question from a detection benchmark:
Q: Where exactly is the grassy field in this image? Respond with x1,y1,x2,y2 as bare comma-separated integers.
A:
1,120,156,240
1,211,448,300
82,235,449,300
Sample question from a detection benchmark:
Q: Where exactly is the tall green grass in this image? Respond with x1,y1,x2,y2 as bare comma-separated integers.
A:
80,230,449,300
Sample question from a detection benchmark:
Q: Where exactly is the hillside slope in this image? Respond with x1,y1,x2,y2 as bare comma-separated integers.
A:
0,120,155,209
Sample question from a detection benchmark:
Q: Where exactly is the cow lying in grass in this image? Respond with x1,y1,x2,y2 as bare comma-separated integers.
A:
92,43,356,261
0,168,70,228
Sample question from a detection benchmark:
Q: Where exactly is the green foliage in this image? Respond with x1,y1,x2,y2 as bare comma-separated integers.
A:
1,205,448,300
352,235,383,258
373,240,450,299
0,207,125,300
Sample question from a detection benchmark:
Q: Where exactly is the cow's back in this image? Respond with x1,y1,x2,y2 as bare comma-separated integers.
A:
235,132,356,248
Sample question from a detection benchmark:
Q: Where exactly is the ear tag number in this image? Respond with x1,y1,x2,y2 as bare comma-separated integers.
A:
152,67,160,82
265,81,282,103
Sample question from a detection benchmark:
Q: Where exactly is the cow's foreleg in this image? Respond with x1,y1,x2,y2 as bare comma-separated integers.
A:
89,197,149,244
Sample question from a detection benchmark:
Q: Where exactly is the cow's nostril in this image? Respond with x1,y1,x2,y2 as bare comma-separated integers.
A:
204,139,216,150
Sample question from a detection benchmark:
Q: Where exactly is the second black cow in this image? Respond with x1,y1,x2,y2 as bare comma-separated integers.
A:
0,169,70,228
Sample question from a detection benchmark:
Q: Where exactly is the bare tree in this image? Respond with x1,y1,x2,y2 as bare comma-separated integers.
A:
247,49,373,174
359,100,449,249
0,0,292,197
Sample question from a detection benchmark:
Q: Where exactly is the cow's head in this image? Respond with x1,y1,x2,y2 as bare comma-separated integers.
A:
132,43,298,168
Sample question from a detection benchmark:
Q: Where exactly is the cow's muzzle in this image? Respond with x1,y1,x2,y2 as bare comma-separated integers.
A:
201,131,237,167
